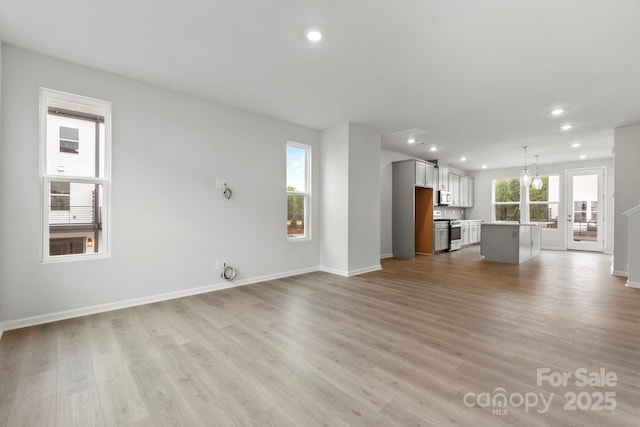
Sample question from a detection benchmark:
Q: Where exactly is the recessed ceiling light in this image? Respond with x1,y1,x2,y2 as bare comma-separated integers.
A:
460,157,467,162
561,124,573,131
579,154,586,160
306,30,322,42
571,142,581,148
482,165,488,169
407,138,416,144
430,146,437,152
551,108,565,116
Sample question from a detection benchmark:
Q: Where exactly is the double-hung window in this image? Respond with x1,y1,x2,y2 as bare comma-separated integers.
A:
493,175,560,228
529,175,560,229
493,178,521,221
40,89,111,261
286,142,311,240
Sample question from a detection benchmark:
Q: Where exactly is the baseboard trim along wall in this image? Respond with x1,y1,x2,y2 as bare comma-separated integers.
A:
612,270,628,277
380,253,394,259
319,264,382,277
0,266,320,338
626,280,640,289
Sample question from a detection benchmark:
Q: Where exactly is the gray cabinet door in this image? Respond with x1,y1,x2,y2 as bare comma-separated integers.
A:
425,163,435,188
438,167,449,190
460,176,468,207
434,228,449,251
415,161,426,187
449,174,460,206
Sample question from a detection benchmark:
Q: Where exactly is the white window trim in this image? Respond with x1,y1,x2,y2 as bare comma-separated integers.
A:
40,88,112,262
491,177,520,222
492,175,560,230
287,141,311,242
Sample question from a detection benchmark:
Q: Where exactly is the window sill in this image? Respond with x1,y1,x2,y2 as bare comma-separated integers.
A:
287,236,310,243
42,253,111,264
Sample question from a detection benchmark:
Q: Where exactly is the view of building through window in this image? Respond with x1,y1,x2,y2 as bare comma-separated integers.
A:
42,90,110,259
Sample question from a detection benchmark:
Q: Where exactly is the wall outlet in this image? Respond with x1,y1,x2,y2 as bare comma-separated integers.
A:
215,179,222,189
215,259,222,270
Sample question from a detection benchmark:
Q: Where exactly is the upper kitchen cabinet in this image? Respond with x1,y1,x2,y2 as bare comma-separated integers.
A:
413,160,436,188
438,166,450,191
449,173,461,206
442,171,475,207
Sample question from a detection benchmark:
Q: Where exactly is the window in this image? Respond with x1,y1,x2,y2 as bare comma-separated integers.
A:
493,175,560,229
41,89,111,261
59,126,79,153
286,142,310,240
530,175,560,229
493,178,521,221
50,181,70,211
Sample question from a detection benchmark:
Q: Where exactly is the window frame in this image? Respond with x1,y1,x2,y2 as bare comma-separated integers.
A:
40,88,112,263
286,141,311,242
59,126,80,153
529,175,560,229
492,177,521,222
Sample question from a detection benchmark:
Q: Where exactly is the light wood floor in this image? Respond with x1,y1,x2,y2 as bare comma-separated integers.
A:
1,247,639,426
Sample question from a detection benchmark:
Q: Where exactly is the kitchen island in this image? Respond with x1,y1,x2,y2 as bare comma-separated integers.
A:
480,222,541,264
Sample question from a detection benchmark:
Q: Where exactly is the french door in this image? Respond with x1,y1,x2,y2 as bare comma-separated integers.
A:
566,168,604,252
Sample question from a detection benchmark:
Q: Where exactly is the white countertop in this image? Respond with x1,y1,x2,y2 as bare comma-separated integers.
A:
483,222,541,227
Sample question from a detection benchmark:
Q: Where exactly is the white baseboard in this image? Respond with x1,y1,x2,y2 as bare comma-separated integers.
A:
318,266,350,277
626,280,640,288
349,264,382,276
612,270,628,277
0,266,320,337
319,264,382,277
380,253,394,259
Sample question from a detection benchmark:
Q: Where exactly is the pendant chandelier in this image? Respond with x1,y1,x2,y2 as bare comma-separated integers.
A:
531,155,543,190
520,146,531,187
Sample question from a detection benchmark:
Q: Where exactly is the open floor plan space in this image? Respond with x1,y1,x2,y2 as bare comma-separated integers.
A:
1,248,638,426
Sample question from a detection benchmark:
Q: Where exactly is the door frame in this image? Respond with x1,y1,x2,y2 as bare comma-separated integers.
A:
565,167,605,252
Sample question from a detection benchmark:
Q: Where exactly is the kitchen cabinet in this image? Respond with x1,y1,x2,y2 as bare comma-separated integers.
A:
438,167,449,191
470,221,480,244
481,223,541,264
435,166,474,208
415,161,426,187
460,176,468,207
461,222,470,245
393,160,435,259
434,226,449,252
414,161,436,188
449,174,461,206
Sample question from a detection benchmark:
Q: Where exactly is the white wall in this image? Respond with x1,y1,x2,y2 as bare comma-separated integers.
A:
0,42,3,326
613,125,640,275
320,123,381,275
468,157,614,252
0,45,321,326
379,149,414,257
347,124,381,273
320,124,349,273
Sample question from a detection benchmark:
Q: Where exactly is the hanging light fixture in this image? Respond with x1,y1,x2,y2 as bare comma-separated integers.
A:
531,155,543,190
520,146,531,187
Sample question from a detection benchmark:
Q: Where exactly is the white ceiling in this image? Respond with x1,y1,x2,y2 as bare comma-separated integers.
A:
1,0,639,170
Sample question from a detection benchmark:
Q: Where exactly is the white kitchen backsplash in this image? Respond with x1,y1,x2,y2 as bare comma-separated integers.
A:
434,208,467,220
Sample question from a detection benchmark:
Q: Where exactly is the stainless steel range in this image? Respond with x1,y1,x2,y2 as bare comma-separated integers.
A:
449,219,462,251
